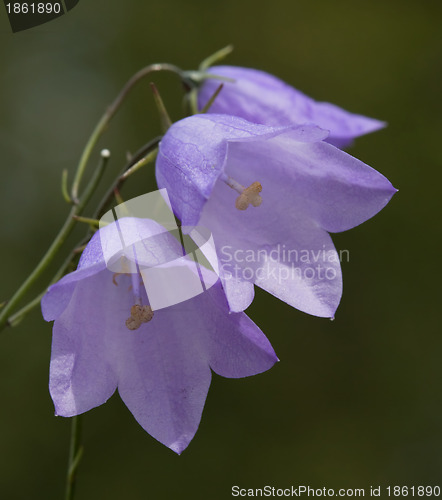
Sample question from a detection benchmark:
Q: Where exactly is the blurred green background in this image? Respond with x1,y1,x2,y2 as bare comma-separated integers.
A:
1,0,441,498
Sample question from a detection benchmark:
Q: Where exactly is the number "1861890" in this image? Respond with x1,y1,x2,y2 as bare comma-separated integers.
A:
6,3,61,14
387,486,440,496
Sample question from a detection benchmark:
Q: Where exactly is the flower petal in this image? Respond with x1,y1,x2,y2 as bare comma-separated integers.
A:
45,217,278,453
198,65,385,148
156,114,328,227
198,283,278,377
116,314,212,454
219,271,255,312
201,179,343,317
42,217,183,321
49,270,124,416
117,282,277,454
225,133,397,233
155,115,395,317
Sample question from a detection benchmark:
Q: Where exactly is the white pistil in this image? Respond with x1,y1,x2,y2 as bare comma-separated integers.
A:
112,263,154,330
221,173,262,211
130,268,142,306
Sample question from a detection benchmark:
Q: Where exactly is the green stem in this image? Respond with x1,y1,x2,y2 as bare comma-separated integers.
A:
199,44,234,71
72,215,101,228
8,294,43,327
92,136,162,220
70,63,183,202
150,83,172,133
3,138,161,328
0,152,109,333
61,169,72,204
65,415,83,500
7,236,88,328
200,83,224,114
120,148,158,181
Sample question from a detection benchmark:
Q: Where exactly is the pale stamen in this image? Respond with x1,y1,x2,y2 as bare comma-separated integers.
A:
222,174,262,211
125,304,154,331
112,272,131,286
111,262,154,330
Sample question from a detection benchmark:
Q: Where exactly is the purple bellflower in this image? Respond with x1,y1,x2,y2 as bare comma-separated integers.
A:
156,114,397,317
41,217,277,454
198,66,385,148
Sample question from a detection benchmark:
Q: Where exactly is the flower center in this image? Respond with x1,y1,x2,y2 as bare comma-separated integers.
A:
222,174,262,211
125,304,154,330
113,266,154,330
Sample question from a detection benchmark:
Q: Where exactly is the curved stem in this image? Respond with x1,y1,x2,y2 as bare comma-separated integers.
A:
70,63,183,202
8,294,43,328
3,137,161,329
199,44,234,71
0,152,109,333
120,148,158,181
93,136,162,220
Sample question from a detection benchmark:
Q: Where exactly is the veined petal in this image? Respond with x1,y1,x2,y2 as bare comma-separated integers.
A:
49,270,124,416
201,179,343,317
198,65,385,148
219,271,255,313
41,261,106,322
155,114,395,318
42,217,183,321
116,308,212,454
254,232,342,318
198,283,278,377
156,114,328,227
116,282,277,454
225,133,397,233
45,216,278,453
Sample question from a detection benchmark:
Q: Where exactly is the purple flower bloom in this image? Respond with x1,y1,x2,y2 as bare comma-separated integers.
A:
156,114,396,317
198,66,385,148
41,217,277,454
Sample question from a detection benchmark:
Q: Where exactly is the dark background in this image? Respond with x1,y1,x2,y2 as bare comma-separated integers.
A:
1,1,441,498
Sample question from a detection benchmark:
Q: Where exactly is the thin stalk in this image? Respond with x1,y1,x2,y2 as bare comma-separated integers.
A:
150,83,172,133
0,152,109,332
65,415,83,500
61,169,72,204
200,83,224,113
8,294,43,327
70,63,183,202
120,148,158,181
6,235,89,327
92,136,161,220
199,44,234,71
3,138,160,328
72,216,101,228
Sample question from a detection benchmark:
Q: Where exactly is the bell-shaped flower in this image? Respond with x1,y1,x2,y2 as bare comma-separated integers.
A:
198,65,385,148
41,217,277,454
156,114,396,317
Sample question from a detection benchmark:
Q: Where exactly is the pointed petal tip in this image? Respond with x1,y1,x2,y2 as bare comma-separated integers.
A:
301,303,339,319
384,183,398,201
53,405,71,418
351,116,387,136
168,439,190,455
365,119,387,133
